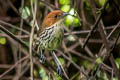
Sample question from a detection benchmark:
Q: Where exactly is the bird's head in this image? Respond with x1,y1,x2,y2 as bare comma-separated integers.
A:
42,10,69,28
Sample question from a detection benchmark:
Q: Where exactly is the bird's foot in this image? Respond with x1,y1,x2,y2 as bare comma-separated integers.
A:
40,52,46,63
57,65,62,76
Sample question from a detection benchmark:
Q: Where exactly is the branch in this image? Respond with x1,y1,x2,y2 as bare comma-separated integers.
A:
82,0,109,49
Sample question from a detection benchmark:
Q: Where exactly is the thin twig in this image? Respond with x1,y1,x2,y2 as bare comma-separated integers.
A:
51,52,69,80
82,0,109,49
98,21,120,56
39,0,57,11
0,56,29,79
14,0,24,79
0,25,28,48
7,0,32,28
93,29,120,79
30,0,38,80
0,20,29,35
56,49,89,79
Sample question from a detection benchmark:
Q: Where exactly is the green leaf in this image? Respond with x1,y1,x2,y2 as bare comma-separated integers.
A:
72,57,77,62
59,0,70,5
61,5,70,12
39,2,45,7
113,77,118,80
67,35,76,41
54,72,62,80
38,68,49,80
85,0,91,10
69,8,76,15
83,61,93,69
64,8,80,27
19,6,31,19
73,18,80,27
98,0,106,6
115,58,120,69
34,69,39,77
65,15,74,26
59,57,65,65
0,37,6,45
96,57,102,64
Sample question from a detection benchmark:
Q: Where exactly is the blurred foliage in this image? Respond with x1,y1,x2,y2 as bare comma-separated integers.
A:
61,5,70,12
64,9,80,27
58,57,65,65
38,68,49,80
113,77,118,80
96,57,102,64
54,72,63,80
115,58,120,69
0,37,6,45
83,61,93,69
59,0,80,27
67,35,76,41
19,6,31,19
98,0,106,6
84,0,91,10
59,0,70,5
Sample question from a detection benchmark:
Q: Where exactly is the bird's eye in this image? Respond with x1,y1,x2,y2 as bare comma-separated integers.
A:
54,15,58,18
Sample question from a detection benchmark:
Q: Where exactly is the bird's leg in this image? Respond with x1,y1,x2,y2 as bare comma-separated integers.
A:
39,49,46,63
36,45,46,63
51,51,62,76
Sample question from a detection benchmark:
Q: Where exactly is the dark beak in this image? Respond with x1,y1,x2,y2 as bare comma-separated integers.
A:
62,13,69,18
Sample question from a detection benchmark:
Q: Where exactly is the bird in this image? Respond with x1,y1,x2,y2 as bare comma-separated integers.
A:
33,10,69,75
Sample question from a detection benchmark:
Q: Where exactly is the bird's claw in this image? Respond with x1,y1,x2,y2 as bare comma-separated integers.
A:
57,65,62,76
